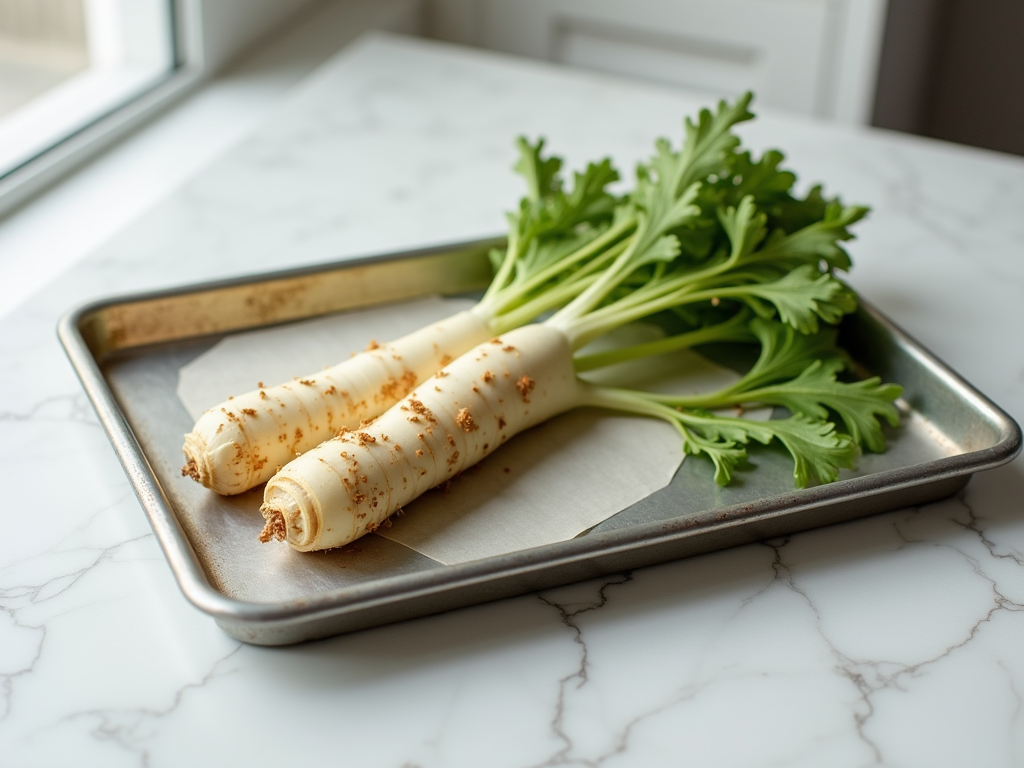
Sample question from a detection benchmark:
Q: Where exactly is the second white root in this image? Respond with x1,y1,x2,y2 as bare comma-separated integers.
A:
259,323,580,551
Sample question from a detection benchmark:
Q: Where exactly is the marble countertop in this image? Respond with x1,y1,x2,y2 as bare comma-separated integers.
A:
3,27,1024,768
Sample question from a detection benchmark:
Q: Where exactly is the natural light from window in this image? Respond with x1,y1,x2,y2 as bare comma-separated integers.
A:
0,0,174,179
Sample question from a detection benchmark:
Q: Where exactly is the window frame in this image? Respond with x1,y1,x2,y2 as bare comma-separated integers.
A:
0,0,201,217
0,0,320,218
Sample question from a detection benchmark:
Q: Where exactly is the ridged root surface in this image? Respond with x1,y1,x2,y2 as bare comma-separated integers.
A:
181,309,492,495
260,323,580,551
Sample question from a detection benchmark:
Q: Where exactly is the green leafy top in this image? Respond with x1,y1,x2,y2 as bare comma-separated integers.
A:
578,316,903,487
473,92,900,488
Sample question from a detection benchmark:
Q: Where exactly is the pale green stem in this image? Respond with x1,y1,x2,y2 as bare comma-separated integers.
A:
482,217,635,317
489,273,601,335
481,228,520,304
572,310,752,372
576,383,691,439
546,235,645,330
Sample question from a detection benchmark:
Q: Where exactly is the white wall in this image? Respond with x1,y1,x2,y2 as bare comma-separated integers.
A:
426,0,889,124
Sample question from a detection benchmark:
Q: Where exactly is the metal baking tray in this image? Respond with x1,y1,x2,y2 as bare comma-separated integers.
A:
59,238,1022,645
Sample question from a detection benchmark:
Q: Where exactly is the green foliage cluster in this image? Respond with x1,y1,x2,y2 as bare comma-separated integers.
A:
480,92,901,487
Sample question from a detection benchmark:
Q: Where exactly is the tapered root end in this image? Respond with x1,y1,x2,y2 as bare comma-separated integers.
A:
259,507,287,543
181,431,218,490
181,457,200,482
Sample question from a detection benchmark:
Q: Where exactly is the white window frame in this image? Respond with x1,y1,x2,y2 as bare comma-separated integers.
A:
0,1,177,185
0,0,320,218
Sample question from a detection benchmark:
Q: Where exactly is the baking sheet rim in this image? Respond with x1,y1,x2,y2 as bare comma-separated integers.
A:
57,240,1024,634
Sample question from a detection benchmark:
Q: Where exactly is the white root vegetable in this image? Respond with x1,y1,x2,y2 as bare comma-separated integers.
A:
182,309,492,495
183,139,625,496
256,95,899,551
259,324,580,551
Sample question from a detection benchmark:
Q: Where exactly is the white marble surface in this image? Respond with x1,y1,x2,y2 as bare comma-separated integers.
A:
2,29,1024,768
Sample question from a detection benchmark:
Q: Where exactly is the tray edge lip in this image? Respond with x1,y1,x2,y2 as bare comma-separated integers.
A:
58,235,506,340
55,235,505,619
58,307,237,617
56,238,1024,628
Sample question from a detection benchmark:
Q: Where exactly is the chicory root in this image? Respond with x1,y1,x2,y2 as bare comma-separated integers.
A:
260,324,578,550
182,309,491,494
182,140,625,495
258,93,903,551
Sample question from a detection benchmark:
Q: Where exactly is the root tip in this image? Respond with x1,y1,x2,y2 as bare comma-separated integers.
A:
181,458,200,482
258,507,287,544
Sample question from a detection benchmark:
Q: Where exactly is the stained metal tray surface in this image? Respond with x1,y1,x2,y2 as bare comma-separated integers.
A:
59,239,1022,645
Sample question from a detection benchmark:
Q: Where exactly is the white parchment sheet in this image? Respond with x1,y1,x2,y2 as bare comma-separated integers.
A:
177,296,767,565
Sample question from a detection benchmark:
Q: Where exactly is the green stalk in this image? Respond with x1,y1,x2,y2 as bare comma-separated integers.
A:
489,242,634,334
481,219,635,318
481,227,521,304
572,309,753,372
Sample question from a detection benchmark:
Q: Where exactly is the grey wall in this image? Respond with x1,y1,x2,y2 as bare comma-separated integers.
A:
873,0,1024,157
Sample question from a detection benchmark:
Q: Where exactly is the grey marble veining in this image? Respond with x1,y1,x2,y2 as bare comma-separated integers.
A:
1,32,1023,767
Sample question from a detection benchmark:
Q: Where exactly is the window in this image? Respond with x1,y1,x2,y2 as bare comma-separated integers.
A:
0,0,183,211
0,0,350,216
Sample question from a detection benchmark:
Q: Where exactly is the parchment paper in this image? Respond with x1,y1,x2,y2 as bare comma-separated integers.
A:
177,297,768,565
